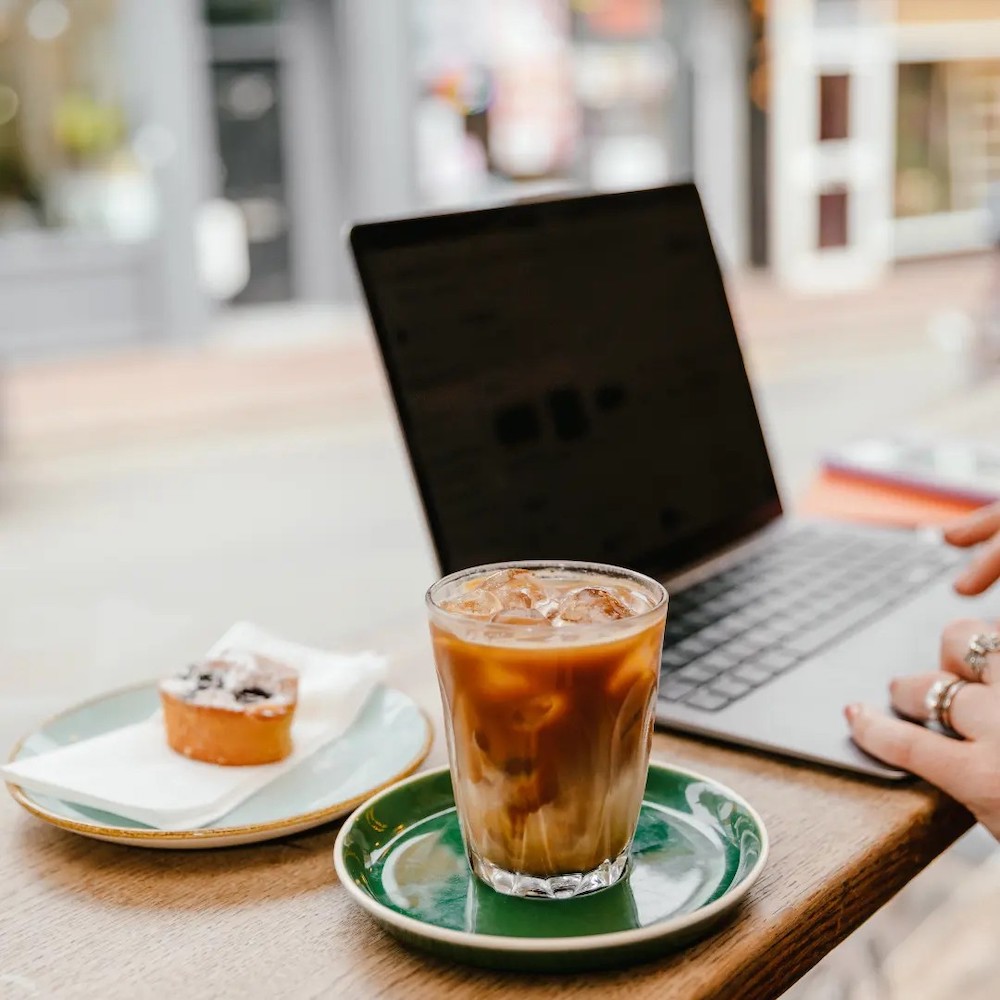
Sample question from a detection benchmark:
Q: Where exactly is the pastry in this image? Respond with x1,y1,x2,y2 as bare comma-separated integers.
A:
159,652,299,765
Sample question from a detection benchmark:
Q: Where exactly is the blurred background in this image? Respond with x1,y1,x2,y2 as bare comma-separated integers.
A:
5,0,1000,352
3,1,1000,996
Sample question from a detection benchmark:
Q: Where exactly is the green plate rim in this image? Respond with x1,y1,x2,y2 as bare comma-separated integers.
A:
5,680,434,841
333,760,769,954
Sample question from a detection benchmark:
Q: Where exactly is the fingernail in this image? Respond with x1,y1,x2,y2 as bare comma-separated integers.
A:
844,703,861,723
956,573,975,591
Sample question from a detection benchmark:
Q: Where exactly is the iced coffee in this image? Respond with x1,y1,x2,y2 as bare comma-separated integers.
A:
426,561,668,899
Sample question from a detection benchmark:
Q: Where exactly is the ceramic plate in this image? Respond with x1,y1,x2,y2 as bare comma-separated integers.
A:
6,684,432,849
334,761,768,972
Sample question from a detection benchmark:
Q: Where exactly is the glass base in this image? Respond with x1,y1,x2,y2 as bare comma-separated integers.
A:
469,845,630,900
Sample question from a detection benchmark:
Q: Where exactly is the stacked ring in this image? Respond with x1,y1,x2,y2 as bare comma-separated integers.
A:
965,632,1000,682
925,677,968,738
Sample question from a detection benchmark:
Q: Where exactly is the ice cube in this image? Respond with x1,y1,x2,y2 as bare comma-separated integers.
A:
608,584,650,613
481,568,548,610
479,663,534,700
491,608,552,626
441,589,503,619
554,586,634,624
605,654,656,698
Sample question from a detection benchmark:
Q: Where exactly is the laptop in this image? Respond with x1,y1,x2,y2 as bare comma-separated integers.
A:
349,182,988,780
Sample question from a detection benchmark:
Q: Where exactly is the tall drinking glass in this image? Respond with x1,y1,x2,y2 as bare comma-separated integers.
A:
427,560,668,899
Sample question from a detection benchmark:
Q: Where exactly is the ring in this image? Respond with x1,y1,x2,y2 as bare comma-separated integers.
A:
924,677,968,737
964,632,1000,681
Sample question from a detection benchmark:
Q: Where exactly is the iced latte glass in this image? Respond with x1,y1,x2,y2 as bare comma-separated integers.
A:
427,561,668,900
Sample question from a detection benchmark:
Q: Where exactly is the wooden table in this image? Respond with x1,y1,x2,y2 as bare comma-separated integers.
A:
0,622,972,1000
5,381,999,999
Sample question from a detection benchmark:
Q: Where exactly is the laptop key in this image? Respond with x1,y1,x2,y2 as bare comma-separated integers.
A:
744,625,787,647
782,608,821,629
762,616,800,638
683,688,730,712
781,596,887,658
733,663,772,687
708,592,745,613
712,638,755,662
724,610,764,631
661,681,697,702
900,562,945,588
709,676,751,700
660,648,691,670
695,621,744,644
735,632,776,655
663,622,697,645
682,608,717,627
753,649,800,674
675,662,719,684
696,649,745,672
667,606,694,625
701,594,736,612
681,654,733,679
673,635,714,658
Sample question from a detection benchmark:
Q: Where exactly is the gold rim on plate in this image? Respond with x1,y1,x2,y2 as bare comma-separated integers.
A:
5,681,434,843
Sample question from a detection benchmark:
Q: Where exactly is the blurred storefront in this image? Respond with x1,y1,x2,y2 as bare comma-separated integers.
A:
0,0,407,358
0,0,375,358
768,0,1000,291
0,0,754,359
235,0,750,301
410,0,749,267
0,0,213,358
7,0,1000,358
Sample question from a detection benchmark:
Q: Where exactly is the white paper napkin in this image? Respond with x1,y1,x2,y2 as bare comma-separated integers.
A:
2,623,387,830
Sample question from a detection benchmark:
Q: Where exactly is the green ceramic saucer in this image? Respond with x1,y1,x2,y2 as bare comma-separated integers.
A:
334,761,768,972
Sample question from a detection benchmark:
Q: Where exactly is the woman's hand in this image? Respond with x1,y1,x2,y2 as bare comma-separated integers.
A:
845,618,1000,840
946,502,1000,595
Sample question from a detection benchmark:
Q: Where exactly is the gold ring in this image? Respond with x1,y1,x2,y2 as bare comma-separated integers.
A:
937,678,967,738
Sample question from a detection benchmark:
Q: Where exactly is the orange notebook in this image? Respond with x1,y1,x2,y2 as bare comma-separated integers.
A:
798,469,984,528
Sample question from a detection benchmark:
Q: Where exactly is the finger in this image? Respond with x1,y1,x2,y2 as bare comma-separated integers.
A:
889,672,998,740
954,537,1000,595
944,504,1000,547
845,703,971,793
941,618,1000,681
889,671,955,720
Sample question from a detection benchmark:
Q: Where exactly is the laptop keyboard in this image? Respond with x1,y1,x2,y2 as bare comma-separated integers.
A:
660,525,961,712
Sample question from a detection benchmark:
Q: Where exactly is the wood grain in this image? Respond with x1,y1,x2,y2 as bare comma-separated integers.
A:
0,629,972,1000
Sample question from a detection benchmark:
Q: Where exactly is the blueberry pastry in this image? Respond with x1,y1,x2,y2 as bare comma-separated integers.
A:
159,653,299,765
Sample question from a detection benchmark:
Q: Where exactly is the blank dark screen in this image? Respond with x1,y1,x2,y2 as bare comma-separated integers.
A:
353,185,780,577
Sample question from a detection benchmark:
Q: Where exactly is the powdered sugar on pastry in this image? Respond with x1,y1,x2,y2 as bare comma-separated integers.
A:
160,652,297,716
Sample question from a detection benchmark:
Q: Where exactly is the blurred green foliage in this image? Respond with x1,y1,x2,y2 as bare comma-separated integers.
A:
53,92,124,165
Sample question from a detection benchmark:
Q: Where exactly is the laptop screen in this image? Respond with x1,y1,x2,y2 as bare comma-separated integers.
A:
351,183,781,578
